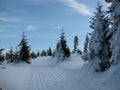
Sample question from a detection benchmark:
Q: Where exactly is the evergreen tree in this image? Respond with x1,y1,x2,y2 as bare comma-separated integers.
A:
9,47,15,63
73,36,78,53
37,51,40,57
0,48,4,64
77,49,82,55
47,47,52,56
82,2,110,71
41,50,47,56
18,32,31,64
106,0,120,65
30,51,37,59
54,30,70,60
14,46,20,63
84,34,89,53
53,42,60,57
65,47,71,57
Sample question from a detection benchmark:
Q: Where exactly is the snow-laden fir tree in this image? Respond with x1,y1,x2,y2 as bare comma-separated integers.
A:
54,30,70,60
106,0,120,64
83,34,89,53
73,36,78,53
0,48,4,64
47,47,52,56
8,47,15,63
41,50,47,56
18,32,31,64
30,51,37,59
14,46,20,63
82,2,110,71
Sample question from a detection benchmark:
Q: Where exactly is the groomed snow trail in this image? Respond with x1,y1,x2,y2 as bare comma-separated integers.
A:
0,55,118,90
0,56,95,90
24,57,94,90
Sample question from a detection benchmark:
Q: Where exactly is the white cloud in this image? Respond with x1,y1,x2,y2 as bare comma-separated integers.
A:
60,0,92,16
0,17,18,22
26,25,41,31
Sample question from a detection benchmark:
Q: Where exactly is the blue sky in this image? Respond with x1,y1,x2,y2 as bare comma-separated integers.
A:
0,0,108,52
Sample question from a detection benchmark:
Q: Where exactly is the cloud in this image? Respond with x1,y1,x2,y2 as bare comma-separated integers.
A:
25,25,43,31
0,17,18,22
60,0,92,16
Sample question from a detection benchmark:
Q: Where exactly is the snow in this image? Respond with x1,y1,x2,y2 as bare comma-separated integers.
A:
0,54,120,90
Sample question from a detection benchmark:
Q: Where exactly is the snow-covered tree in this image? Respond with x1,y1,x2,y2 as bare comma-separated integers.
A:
30,51,37,59
82,2,110,71
41,50,47,56
8,47,15,63
36,51,40,57
106,0,120,64
18,32,31,64
73,36,78,53
54,30,70,60
47,47,52,56
83,34,89,53
0,48,4,64
14,46,20,63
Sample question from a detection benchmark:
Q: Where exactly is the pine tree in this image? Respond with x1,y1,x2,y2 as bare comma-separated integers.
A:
36,51,40,57
73,36,78,53
30,51,37,59
84,34,89,53
54,30,70,60
18,32,31,64
41,50,47,56
53,41,60,57
106,0,120,65
9,47,15,63
47,47,52,56
0,48,4,64
14,46,20,63
82,2,110,71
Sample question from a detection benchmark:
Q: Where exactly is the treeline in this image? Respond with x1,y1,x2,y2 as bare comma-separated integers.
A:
0,30,82,64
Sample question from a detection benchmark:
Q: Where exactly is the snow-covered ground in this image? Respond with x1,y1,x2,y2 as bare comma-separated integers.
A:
0,54,120,90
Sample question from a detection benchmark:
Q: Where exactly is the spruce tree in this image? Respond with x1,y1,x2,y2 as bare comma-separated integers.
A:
0,48,4,64
9,47,15,63
14,46,20,63
82,2,110,71
47,47,52,56
73,36,78,53
106,0,120,65
36,51,40,57
54,30,70,60
30,51,37,59
18,32,31,64
84,34,89,53
41,50,47,56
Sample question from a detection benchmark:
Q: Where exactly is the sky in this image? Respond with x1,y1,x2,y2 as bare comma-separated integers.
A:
0,0,109,52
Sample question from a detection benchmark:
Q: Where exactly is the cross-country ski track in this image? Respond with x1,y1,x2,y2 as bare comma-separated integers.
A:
0,56,115,90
